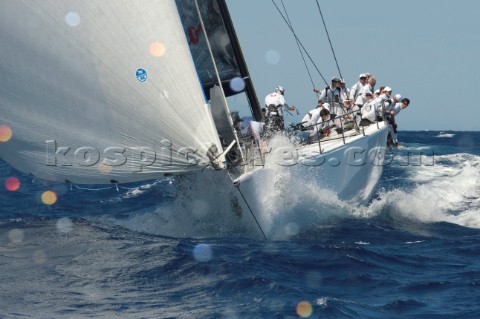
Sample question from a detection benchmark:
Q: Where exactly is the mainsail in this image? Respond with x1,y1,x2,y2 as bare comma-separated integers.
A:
0,0,225,184
176,0,262,121
176,0,240,97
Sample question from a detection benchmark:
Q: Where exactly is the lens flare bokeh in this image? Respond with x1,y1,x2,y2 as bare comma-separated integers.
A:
296,301,313,318
98,163,113,175
229,77,246,92
41,191,58,205
265,49,281,65
5,177,20,191
150,41,167,57
193,244,213,262
0,125,13,142
65,11,81,27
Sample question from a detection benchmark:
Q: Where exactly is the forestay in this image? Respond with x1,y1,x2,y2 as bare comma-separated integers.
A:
0,0,224,184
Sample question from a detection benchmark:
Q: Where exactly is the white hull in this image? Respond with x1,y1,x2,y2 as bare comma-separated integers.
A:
162,123,389,240
235,122,389,238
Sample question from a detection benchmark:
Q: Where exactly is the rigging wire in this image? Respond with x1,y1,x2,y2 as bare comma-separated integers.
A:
315,0,343,79
270,0,329,87
279,0,318,96
225,171,268,241
234,181,268,241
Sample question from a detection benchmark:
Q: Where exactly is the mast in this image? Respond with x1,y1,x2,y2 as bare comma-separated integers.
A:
216,0,263,121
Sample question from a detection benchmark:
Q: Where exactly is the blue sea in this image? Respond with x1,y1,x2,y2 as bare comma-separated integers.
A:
1,131,479,318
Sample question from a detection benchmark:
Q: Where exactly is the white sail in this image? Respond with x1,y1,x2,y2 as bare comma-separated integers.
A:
0,0,224,184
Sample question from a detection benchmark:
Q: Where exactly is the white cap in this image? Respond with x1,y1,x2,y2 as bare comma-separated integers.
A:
394,93,402,100
384,86,392,92
359,73,367,78
365,91,373,96
365,73,371,77
275,86,284,93
374,89,381,95
323,102,330,111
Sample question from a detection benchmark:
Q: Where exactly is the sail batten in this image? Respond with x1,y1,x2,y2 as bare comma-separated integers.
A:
0,0,224,184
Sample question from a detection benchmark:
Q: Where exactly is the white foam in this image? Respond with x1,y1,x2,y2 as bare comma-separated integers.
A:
98,145,480,238
364,153,480,229
436,132,455,138
108,171,266,239
120,178,171,199
108,151,354,240
406,240,425,244
264,180,352,235
393,153,478,184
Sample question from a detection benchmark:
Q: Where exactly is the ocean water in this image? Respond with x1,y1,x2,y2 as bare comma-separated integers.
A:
1,131,480,318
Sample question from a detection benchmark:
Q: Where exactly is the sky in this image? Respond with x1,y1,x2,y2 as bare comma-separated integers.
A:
225,0,480,131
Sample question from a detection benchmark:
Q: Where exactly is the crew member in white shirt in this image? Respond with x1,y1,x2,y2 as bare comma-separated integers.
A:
355,90,373,109
264,86,296,136
310,108,342,140
388,97,411,147
388,94,402,113
361,76,376,96
340,79,349,102
314,77,342,105
372,86,392,120
391,97,410,116
350,73,368,101
301,100,323,129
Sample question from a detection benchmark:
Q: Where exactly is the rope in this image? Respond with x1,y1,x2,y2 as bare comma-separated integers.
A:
315,0,343,80
69,179,170,192
271,0,329,87
235,183,268,241
279,0,318,97
226,172,268,241
73,184,115,191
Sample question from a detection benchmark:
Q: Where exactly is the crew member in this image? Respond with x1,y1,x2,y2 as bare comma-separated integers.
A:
264,86,296,136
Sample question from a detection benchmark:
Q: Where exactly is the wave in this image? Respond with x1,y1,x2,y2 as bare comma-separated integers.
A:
436,132,455,138
362,153,480,229
90,150,480,239
3,137,479,239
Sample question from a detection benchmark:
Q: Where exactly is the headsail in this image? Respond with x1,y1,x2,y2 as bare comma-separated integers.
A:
0,0,224,184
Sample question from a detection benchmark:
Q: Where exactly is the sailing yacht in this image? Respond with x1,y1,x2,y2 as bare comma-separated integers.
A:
0,0,388,239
